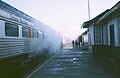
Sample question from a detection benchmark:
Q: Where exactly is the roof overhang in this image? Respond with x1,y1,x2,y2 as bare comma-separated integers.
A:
96,1,120,25
81,9,109,28
81,21,90,28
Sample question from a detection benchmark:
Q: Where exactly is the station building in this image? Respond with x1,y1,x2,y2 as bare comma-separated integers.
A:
81,1,120,58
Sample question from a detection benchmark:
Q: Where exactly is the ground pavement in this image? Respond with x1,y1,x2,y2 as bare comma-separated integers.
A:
25,45,116,78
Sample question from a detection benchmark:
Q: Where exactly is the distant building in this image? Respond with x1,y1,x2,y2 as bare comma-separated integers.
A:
81,30,88,46
77,30,88,49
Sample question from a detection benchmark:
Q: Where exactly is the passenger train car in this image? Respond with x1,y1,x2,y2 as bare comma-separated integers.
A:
0,1,62,77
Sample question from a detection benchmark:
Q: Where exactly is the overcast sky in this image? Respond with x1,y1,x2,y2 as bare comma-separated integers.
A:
2,0,119,40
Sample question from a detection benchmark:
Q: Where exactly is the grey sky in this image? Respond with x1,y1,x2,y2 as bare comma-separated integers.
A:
2,0,119,39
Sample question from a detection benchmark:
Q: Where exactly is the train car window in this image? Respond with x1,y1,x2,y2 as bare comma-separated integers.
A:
5,22,19,37
38,31,43,38
22,27,30,38
31,28,38,38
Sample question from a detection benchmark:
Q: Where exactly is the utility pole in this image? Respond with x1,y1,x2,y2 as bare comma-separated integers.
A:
87,0,90,20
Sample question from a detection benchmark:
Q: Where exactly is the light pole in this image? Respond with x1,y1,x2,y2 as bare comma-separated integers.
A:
87,0,90,20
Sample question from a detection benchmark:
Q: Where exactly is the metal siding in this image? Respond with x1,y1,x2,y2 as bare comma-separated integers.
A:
0,38,43,59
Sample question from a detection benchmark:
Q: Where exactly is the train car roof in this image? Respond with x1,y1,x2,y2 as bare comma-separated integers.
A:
0,0,35,22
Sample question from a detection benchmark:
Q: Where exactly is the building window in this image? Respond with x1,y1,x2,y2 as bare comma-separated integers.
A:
103,24,108,45
95,26,102,45
22,27,30,38
117,16,120,45
5,22,19,37
31,28,38,38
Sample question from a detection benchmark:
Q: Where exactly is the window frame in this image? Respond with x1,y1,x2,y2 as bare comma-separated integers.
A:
95,26,103,45
38,31,44,39
103,24,108,45
5,22,19,37
31,28,38,38
22,26,30,38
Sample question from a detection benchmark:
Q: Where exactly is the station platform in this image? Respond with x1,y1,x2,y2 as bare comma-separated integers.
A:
25,46,116,78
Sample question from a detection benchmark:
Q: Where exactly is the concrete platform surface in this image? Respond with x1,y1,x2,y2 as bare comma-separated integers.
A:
26,47,115,78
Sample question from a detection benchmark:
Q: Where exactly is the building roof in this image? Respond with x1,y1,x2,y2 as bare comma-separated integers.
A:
77,29,88,40
81,9,109,28
81,30,88,35
96,1,120,25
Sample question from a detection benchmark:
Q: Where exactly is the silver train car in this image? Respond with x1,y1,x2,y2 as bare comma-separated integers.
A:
0,1,62,76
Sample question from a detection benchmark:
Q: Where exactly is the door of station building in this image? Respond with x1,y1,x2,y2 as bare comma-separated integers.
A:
110,24,115,46
110,24,115,57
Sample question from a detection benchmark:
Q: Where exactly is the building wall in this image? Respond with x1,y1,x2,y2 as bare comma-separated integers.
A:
93,17,120,57
107,18,119,46
117,16,120,45
88,25,94,45
83,32,88,43
103,24,108,45
87,25,95,53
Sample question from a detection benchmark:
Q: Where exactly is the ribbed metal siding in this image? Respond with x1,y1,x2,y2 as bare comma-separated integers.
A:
0,38,42,59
